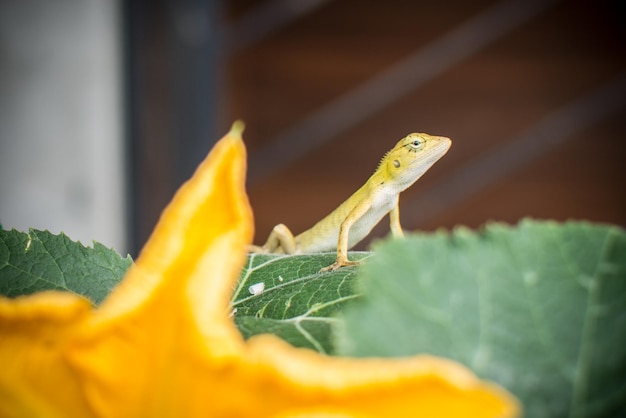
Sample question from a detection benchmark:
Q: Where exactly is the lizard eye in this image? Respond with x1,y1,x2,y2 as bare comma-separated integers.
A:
409,138,422,149
404,134,422,150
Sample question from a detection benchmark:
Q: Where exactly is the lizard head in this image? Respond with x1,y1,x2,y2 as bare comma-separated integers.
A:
382,133,451,191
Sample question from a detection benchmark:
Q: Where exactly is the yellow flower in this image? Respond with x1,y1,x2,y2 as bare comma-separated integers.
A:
0,123,520,417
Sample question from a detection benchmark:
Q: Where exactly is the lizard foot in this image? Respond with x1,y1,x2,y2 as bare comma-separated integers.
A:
319,259,361,273
248,244,267,253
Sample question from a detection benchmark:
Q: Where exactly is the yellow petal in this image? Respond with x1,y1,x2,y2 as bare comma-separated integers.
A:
65,121,254,416
0,292,93,417
0,121,520,418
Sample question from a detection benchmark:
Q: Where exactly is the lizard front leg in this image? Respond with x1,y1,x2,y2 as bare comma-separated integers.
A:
389,201,404,238
249,223,298,254
320,199,372,272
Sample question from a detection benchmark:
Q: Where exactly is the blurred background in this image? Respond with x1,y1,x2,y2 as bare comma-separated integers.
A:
1,0,624,257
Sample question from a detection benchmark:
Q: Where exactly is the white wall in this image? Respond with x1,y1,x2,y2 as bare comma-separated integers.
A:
0,0,127,254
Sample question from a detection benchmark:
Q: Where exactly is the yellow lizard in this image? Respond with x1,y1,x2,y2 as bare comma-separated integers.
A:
251,132,451,272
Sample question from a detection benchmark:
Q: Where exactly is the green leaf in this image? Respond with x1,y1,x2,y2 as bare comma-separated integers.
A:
334,219,626,418
230,252,368,354
0,228,132,305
